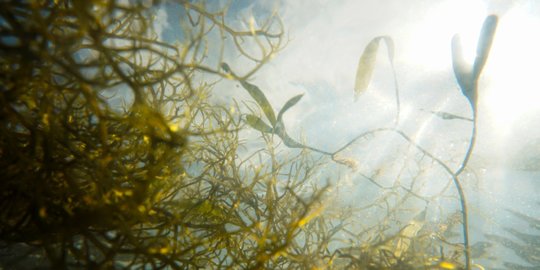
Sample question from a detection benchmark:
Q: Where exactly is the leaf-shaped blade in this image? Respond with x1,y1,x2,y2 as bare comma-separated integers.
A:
472,15,498,80
279,132,304,148
394,209,426,258
240,81,277,126
451,34,475,105
277,94,304,122
221,62,231,73
430,110,473,121
394,220,424,258
245,114,273,134
273,122,304,148
380,36,395,62
354,39,379,99
354,36,394,100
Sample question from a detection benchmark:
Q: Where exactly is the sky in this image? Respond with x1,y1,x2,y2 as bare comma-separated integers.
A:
159,0,540,266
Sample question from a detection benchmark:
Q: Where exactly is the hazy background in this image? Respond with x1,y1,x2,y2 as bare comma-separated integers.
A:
161,0,540,267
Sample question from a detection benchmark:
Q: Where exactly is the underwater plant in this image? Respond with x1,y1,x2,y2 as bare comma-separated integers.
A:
0,0,326,269
232,13,499,270
0,1,508,270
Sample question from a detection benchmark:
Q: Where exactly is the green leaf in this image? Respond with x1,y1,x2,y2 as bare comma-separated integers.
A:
279,131,304,148
393,209,426,258
380,36,395,62
273,122,303,148
277,94,304,122
451,34,475,105
240,81,277,126
452,15,498,110
472,15,498,80
430,110,473,121
354,36,394,100
221,62,231,73
245,114,273,133
220,62,276,126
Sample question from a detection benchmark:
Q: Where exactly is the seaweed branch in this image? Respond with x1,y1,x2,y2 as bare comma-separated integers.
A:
235,14,499,270
451,15,498,270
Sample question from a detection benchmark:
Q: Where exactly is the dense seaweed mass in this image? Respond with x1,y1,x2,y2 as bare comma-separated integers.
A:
0,1,537,269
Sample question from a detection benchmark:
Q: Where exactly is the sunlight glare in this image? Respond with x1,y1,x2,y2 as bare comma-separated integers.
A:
482,8,540,131
406,0,486,69
408,1,540,135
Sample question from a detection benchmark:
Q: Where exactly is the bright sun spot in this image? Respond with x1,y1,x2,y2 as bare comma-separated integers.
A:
406,0,486,69
407,1,540,134
482,8,540,131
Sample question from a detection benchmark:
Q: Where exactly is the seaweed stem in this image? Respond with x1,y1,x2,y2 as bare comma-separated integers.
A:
454,108,477,270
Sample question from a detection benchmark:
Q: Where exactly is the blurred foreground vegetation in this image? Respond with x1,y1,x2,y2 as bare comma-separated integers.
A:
0,0,339,268
0,1,533,269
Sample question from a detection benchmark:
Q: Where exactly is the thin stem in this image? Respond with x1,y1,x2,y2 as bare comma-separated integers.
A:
456,110,477,176
390,61,400,127
454,108,477,270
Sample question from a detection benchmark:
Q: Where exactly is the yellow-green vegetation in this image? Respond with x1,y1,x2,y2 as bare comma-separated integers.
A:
0,1,500,270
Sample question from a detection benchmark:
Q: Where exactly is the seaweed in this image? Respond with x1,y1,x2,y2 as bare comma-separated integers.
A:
0,1,505,269
230,14,499,270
